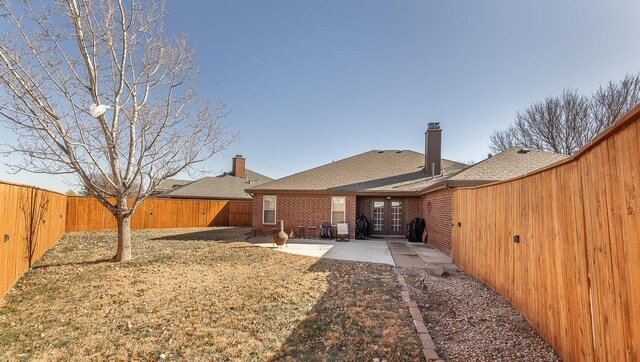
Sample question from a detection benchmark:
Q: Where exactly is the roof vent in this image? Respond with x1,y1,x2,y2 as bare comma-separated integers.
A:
518,148,531,154
487,153,493,158
396,150,402,153
378,150,384,153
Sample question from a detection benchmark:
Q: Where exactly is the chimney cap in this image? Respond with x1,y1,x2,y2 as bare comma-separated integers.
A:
427,122,440,130
234,154,244,158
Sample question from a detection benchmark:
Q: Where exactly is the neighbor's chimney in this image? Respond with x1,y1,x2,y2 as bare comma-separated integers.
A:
232,155,246,178
425,122,442,176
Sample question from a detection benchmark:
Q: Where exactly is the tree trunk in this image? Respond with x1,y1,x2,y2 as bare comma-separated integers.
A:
113,197,132,262
113,214,132,261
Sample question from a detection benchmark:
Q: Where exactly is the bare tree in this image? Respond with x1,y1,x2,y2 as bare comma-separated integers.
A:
0,0,237,261
489,126,519,153
591,73,640,133
490,90,591,155
21,188,50,268
78,172,141,196
490,73,640,155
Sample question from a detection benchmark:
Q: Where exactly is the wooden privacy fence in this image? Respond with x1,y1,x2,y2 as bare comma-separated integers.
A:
0,181,67,300
65,197,252,231
452,104,640,361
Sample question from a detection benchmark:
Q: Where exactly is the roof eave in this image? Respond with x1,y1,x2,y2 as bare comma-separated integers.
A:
447,180,496,188
353,190,421,197
418,179,496,194
244,188,422,196
160,194,252,201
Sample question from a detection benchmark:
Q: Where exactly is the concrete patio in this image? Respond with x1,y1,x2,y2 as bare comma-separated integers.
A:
247,236,457,270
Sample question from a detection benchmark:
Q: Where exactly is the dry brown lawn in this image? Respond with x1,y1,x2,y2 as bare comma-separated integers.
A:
0,227,423,361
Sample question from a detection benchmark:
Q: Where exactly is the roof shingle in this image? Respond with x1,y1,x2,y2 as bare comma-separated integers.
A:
164,169,273,199
447,147,568,183
155,178,193,193
247,150,467,194
248,147,568,195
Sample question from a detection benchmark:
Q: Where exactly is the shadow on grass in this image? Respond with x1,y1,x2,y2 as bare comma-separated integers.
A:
268,258,425,362
33,257,114,269
150,227,251,242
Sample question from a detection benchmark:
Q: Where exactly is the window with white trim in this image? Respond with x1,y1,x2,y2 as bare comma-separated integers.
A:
263,196,276,224
331,196,346,225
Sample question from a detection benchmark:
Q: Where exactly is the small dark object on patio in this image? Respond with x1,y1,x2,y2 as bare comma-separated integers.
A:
355,214,370,239
427,266,447,277
320,223,333,239
406,217,426,242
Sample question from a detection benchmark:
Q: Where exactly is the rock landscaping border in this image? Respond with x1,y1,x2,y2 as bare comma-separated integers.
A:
396,271,443,362
398,267,560,361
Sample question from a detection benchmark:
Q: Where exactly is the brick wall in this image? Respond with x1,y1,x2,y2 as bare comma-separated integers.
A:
252,193,356,238
420,189,453,255
405,198,420,225
355,196,371,218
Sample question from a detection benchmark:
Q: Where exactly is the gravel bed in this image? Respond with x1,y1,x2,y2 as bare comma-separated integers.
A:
399,267,561,362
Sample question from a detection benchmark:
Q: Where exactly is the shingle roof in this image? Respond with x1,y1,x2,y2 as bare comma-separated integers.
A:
247,150,468,194
164,169,273,200
248,147,568,195
447,147,569,183
155,178,193,193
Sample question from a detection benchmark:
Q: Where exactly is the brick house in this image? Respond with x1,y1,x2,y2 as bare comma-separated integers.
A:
247,124,567,255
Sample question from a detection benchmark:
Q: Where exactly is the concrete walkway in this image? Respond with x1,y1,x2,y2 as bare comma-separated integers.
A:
390,241,458,270
248,236,395,265
248,236,455,269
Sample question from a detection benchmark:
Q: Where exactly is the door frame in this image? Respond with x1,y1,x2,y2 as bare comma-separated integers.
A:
370,198,405,236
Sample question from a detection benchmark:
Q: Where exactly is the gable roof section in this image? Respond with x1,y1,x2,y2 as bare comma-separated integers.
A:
165,169,273,200
447,147,569,183
155,178,193,193
418,147,569,193
248,147,568,196
247,150,468,194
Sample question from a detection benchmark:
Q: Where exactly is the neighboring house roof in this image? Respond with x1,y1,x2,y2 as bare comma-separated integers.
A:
155,178,193,193
247,150,468,195
164,169,273,200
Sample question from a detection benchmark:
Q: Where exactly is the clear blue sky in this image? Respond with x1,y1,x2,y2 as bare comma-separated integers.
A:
1,0,640,192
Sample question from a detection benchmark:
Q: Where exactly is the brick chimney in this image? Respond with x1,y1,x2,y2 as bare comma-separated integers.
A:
232,155,246,178
425,123,442,176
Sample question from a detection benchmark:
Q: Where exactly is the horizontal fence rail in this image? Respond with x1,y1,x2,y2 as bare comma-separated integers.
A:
0,181,67,300
66,197,253,231
452,104,640,361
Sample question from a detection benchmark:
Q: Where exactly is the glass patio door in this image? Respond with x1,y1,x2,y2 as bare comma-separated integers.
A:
371,199,404,235
372,201,386,233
